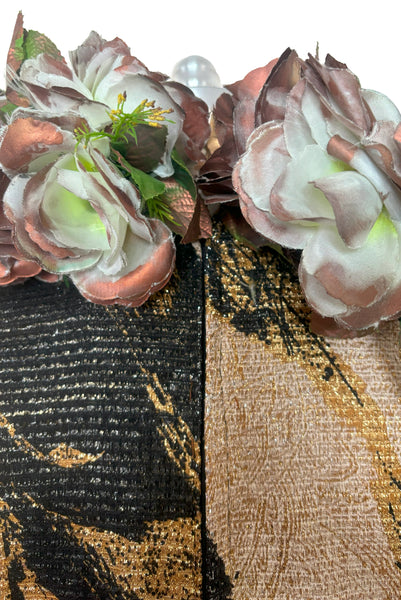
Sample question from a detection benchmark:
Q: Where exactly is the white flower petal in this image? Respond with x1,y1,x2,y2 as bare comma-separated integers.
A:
313,171,383,248
301,214,400,315
362,89,401,123
271,144,337,221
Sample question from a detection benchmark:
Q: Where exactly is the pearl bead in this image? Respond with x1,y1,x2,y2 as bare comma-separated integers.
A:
171,55,225,108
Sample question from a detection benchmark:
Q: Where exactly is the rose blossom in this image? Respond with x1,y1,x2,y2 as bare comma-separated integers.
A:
2,136,175,305
233,50,401,335
7,15,209,179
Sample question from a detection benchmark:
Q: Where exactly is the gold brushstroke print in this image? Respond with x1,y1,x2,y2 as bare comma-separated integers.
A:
0,499,59,599
20,484,201,599
105,306,201,494
147,372,201,495
47,443,104,468
0,413,103,469
208,228,401,569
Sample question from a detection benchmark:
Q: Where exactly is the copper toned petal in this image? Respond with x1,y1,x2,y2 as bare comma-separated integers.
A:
0,118,64,174
226,60,277,101
7,12,24,74
163,81,210,163
303,54,373,135
71,221,175,306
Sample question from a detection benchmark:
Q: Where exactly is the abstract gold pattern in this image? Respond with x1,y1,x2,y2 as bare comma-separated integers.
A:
0,242,203,598
205,228,401,598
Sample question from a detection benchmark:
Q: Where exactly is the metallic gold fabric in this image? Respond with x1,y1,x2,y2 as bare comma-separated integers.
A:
0,244,203,599
205,226,401,599
2,223,401,598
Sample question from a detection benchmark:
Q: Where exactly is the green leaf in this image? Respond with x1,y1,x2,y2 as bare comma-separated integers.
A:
24,29,63,61
13,34,25,62
0,102,18,116
111,150,165,201
171,149,197,201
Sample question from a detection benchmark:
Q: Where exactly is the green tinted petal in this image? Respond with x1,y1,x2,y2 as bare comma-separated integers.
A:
43,183,109,250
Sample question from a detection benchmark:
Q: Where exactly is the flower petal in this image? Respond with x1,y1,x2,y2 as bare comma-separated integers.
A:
70,220,175,306
301,213,400,315
312,171,383,248
0,116,72,176
255,49,301,126
302,54,373,135
271,144,337,221
95,72,184,177
234,122,314,247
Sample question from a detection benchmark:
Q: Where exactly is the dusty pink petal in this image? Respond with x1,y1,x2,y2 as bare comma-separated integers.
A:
270,144,335,222
69,32,133,89
309,312,373,338
21,52,74,82
300,82,333,149
299,262,348,318
4,171,101,272
70,221,175,306
283,79,314,157
363,120,401,188
223,60,278,156
312,171,382,248
233,98,263,156
302,54,373,135
234,122,314,248
362,89,401,123
255,48,301,126
327,135,401,220
226,60,277,101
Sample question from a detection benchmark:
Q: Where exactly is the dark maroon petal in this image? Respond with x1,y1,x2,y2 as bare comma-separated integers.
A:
113,125,167,173
163,81,210,163
255,48,301,126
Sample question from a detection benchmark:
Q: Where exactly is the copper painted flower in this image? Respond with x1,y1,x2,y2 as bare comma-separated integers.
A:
233,50,401,334
0,169,43,285
7,23,210,179
3,147,175,306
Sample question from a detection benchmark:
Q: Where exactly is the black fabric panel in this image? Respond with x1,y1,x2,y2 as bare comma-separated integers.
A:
0,242,204,599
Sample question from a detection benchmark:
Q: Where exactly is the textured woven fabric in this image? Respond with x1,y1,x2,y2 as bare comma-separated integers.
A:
0,244,205,599
2,225,401,598
205,226,401,599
